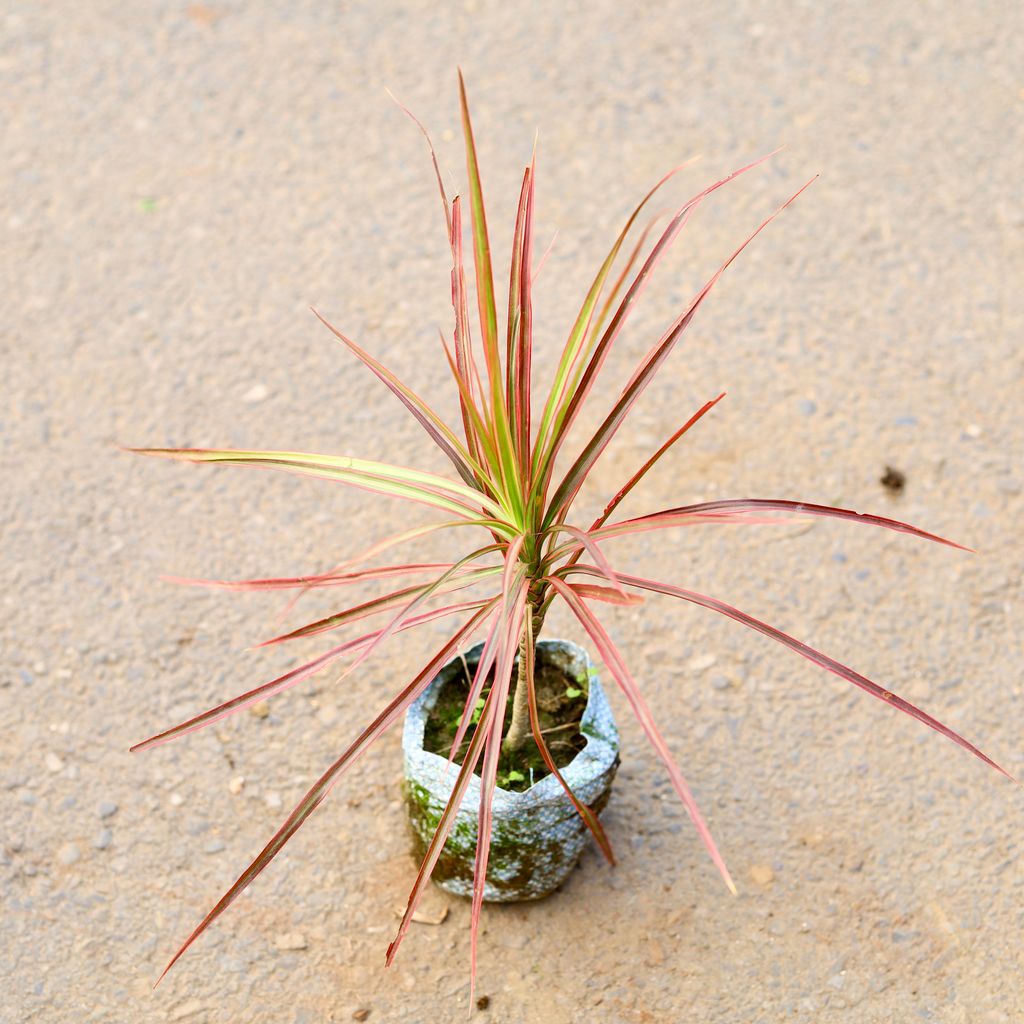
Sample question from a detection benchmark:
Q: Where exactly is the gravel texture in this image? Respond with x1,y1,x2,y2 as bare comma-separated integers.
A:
3,2,1022,1022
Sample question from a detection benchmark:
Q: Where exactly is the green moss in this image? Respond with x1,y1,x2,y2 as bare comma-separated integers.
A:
403,779,581,898
402,759,619,900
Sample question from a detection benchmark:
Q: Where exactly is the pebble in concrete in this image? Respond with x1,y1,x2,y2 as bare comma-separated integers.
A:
57,843,81,866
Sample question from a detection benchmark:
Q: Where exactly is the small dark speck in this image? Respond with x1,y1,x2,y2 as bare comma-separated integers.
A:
476,995,491,1010
880,466,906,494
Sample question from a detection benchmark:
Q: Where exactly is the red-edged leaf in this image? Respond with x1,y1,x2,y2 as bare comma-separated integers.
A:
302,520,492,578
538,152,781,509
387,720,488,969
447,537,527,763
572,566,1014,781
586,211,667,350
600,499,971,551
162,562,462,592
590,393,726,531
514,157,536,476
521,612,616,863
385,87,452,241
532,227,558,284
457,70,501,401
257,561,501,647
384,102,486,485
272,518,500,625
153,606,495,983
310,309,484,490
437,321,495,475
271,555,500,706
386,625,498,967
448,196,488,469
547,524,629,600
568,583,643,606
505,167,531,413
469,579,527,996
436,344,504,532
447,610,503,766
546,176,816,526
531,159,700,473
130,599,492,753
546,575,737,893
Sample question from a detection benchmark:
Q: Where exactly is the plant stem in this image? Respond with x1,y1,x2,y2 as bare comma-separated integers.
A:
439,720,573,760
501,605,544,754
501,629,532,754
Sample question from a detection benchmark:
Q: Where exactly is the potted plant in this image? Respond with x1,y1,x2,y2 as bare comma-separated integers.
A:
129,73,1010,990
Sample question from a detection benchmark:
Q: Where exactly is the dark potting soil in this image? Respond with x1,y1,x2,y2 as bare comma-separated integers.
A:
422,653,588,793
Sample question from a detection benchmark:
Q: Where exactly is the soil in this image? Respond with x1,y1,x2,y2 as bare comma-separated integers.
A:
422,654,589,792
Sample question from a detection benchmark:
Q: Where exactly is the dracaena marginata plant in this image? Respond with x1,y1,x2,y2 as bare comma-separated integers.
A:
130,73,1011,987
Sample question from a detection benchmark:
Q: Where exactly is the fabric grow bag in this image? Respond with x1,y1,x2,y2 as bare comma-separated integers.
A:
402,638,620,902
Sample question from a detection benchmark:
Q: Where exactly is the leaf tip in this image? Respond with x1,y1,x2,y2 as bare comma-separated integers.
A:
153,955,177,988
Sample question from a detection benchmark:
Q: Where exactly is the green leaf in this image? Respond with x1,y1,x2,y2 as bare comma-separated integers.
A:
129,447,506,520
458,70,500,398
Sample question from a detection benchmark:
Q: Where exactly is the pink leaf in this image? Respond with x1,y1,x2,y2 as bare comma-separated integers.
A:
153,607,494,983
546,576,736,893
571,566,1013,781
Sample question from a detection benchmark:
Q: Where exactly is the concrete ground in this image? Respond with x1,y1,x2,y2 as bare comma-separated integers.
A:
3,2,1022,1021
